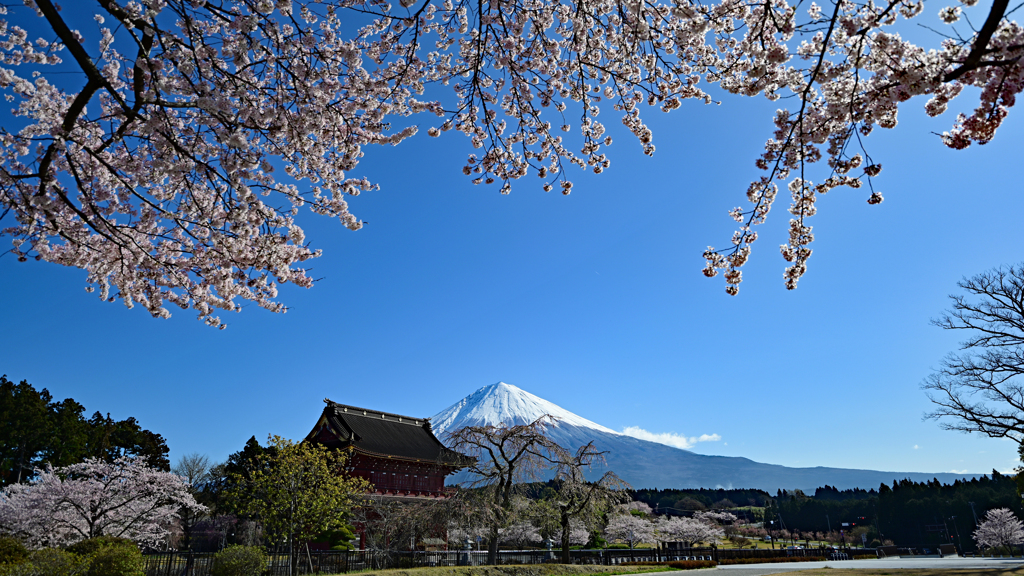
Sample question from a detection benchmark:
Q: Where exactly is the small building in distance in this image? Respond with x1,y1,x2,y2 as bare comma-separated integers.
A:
305,399,472,499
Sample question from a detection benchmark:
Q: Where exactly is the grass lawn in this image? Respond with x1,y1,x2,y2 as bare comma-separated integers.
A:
321,564,685,576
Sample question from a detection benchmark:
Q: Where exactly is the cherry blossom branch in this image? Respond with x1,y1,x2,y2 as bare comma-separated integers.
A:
944,0,1010,80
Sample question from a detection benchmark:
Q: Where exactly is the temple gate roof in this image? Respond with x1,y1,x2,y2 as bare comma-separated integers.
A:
307,399,473,467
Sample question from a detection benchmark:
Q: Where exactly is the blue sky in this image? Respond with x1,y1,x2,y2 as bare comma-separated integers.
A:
2,8,1023,483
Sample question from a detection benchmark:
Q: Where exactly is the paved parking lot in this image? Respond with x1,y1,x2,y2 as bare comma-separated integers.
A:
713,556,1024,576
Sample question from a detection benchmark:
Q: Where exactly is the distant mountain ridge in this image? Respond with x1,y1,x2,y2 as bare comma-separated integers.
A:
431,382,980,492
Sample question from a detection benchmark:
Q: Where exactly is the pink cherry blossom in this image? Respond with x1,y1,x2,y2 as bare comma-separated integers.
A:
0,0,1019,318
0,457,205,548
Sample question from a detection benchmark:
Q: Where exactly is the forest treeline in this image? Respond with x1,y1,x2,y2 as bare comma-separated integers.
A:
0,376,170,486
631,488,774,511
621,475,1022,549
772,473,1023,548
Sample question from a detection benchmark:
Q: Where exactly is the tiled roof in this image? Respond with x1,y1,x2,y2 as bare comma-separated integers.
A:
308,400,472,467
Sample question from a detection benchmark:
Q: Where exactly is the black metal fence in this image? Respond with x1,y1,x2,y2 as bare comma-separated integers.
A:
143,546,872,575
143,547,719,576
716,547,837,560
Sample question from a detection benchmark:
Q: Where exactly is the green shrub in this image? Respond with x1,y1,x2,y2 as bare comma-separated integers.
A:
0,537,28,565
64,537,135,559
211,545,268,576
86,544,143,576
65,537,142,576
0,548,90,576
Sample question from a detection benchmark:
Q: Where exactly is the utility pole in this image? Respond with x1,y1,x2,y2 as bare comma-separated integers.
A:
969,502,979,528
827,514,832,533
951,516,964,553
874,504,883,543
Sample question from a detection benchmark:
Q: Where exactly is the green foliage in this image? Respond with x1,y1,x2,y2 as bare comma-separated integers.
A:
630,488,772,513
318,526,358,551
229,436,369,571
206,436,278,516
0,376,169,486
0,549,90,576
1015,442,1024,499
65,536,143,576
64,536,135,558
0,537,28,565
82,546,143,576
211,545,268,576
587,532,607,549
84,412,169,472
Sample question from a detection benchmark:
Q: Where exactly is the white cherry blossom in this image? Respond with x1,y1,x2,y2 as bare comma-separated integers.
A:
0,0,1020,319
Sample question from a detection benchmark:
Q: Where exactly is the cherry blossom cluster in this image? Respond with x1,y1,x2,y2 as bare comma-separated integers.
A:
0,456,205,548
1,0,1020,321
604,511,656,546
498,521,542,546
697,0,1023,292
655,515,725,545
973,507,1024,549
0,0,415,326
353,0,1021,292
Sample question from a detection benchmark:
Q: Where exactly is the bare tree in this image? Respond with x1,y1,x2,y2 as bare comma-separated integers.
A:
171,452,213,549
550,442,628,562
924,264,1024,441
445,416,567,564
437,488,491,550
355,494,422,553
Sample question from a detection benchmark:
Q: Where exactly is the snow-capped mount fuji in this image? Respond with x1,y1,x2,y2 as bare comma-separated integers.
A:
432,382,619,436
431,382,979,492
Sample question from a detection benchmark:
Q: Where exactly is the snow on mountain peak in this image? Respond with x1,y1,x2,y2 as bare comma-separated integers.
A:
430,382,620,436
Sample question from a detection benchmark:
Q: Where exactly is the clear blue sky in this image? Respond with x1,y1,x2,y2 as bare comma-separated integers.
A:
2,29,1022,483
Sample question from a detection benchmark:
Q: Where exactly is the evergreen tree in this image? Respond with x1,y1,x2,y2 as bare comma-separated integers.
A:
0,376,169,486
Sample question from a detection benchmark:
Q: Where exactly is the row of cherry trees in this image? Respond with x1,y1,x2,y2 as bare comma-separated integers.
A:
603,503,734,549
444,498,733,552
439,416,734,561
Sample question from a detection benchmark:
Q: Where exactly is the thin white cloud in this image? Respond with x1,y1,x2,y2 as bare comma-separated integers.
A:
913,445,920,450
951,469,968,474
621,426,721,450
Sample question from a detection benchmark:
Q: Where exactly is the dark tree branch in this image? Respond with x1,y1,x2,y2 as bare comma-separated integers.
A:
944,0,1011,81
